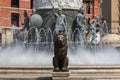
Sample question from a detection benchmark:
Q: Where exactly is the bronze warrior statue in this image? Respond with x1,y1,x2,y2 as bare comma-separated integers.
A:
22,10,29,31
52,8,67,34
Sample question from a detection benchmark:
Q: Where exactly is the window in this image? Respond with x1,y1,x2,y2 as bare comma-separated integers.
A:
83,0,92,14
11,13,19,27
11,0,19,8
86,3,91,14
31,0,33,9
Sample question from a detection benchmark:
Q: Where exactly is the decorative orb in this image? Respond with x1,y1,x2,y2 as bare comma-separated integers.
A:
30,14,43,27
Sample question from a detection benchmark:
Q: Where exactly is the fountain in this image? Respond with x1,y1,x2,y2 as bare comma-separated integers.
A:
1,0,120,80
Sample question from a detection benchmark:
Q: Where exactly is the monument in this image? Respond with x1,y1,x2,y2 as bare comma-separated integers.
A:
1,0,120,80
52,6,70,79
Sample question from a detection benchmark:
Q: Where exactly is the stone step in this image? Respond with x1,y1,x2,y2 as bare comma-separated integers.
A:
0,70,52,74
70,76,120,80
70,70,120,74
0,69,120,75
0,65,120,80
0,75,51,79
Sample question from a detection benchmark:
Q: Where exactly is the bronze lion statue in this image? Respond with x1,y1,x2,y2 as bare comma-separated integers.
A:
53,32,68,72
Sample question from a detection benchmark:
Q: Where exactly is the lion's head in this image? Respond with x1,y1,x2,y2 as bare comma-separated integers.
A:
54,32,67,48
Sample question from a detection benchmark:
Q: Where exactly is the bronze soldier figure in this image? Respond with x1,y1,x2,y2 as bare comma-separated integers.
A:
53,8,67,34
22,10,30,31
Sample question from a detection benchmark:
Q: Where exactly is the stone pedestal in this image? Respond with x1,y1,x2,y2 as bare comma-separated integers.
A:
52,72,70,80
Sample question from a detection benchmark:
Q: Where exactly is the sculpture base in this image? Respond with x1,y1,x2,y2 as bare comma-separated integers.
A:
52,72,70,80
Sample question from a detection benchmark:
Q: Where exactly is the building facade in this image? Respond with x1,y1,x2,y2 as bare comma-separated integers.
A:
0,0,32,28
0,0,100,28
0,0,100,46
0,0,32,46
102,0,120,33
83,0,120,33
83,0,100,19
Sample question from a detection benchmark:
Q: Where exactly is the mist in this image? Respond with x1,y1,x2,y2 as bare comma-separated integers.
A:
0,45,53,65
69,47,120,65
0,45,120,65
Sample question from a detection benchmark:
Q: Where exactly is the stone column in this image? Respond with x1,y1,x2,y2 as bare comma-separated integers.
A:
111,0,119,33
52,72,70,80
103,0,119,33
